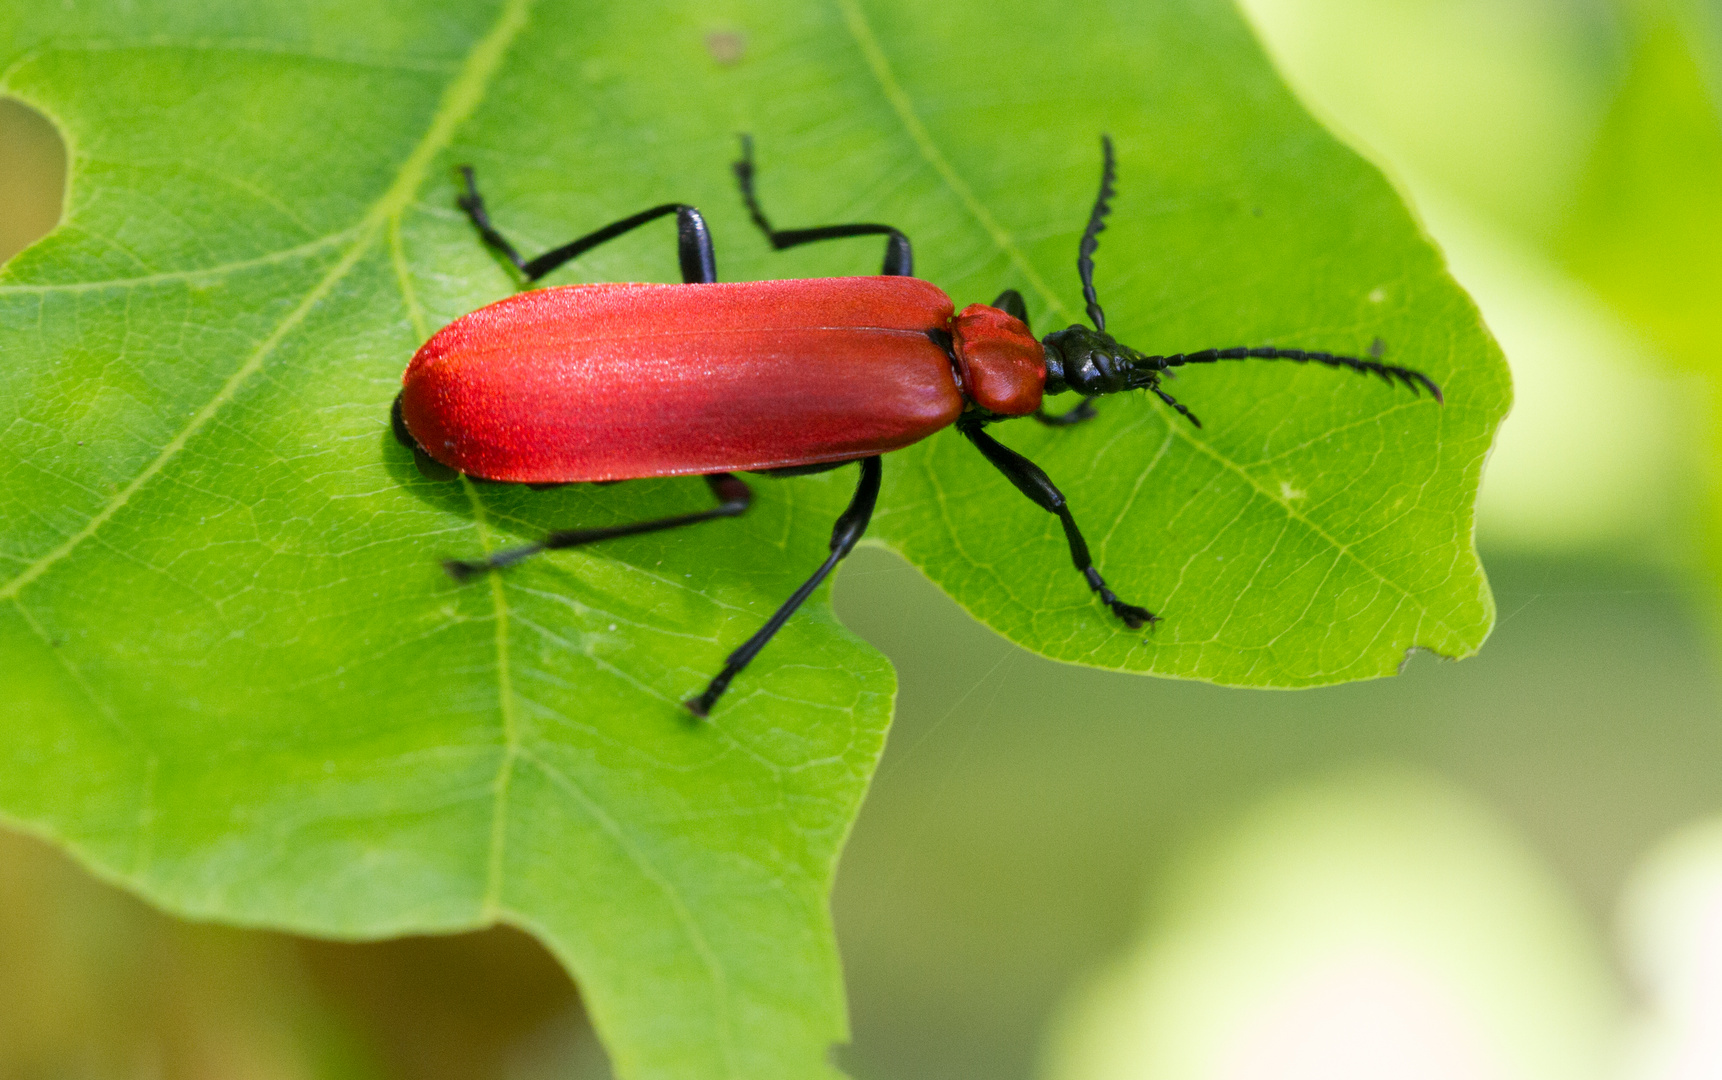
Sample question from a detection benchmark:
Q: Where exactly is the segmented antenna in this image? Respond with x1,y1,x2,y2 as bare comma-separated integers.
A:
1077,135,1116,332
1151,387,1203,429
1141,346,1444,402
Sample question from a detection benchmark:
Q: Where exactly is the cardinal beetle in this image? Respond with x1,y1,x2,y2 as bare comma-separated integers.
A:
393,136,1442,717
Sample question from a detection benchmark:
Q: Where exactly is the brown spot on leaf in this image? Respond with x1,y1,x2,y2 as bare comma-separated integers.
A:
706,31,746,65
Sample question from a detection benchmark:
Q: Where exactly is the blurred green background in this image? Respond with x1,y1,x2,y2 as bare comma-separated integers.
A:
4,0,1721,1076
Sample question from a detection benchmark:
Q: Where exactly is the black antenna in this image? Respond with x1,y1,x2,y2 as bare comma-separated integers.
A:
1143,346,1444,402
1077,135,1116,332
1151,386,1203,429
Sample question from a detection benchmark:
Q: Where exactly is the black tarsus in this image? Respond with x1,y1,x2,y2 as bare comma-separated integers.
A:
685,457,883,717
1143,346,1444,403
1077,135,1116,332
733,135,914,277
457,165,718,285
956,416,1155,629
1034,397,1100,427
444,474,753,582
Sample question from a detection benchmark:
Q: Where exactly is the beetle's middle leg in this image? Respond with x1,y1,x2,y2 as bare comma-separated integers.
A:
732,136,914,276
956,416,1155,629
444,474,752,581
457,166,718,285
686,456,882,717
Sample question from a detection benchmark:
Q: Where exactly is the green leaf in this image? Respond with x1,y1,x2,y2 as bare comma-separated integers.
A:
0,1,1504,1077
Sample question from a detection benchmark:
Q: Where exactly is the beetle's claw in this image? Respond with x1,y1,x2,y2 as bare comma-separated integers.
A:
1113,601,1158,630
443,558,486,583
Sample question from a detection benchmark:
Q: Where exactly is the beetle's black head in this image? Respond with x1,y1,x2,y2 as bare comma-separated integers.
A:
1040,324,1156,397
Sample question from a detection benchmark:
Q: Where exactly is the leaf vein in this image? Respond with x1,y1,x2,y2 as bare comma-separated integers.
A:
0,230,359,294
517,747,740,1078
835,0,1071,321
1164,418,1457,640
0,0,536,602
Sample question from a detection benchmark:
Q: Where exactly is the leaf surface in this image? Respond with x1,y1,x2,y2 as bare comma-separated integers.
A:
0,1,1505,1076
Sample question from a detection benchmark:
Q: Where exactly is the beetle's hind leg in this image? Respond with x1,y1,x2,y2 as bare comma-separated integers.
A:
685,456,883,717
732,136,914,276
443,474,752,582
956,416,1155,629
456,165,718,284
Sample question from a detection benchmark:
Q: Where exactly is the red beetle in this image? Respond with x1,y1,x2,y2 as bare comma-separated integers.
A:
394,137,1440,716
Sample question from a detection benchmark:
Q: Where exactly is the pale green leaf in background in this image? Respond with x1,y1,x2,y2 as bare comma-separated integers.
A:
1042,771,1621,1080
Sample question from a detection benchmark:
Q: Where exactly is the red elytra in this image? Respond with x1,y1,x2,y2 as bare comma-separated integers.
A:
399,276,1043,483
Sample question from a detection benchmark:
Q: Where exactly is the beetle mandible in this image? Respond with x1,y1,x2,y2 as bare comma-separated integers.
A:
393,136,1442,717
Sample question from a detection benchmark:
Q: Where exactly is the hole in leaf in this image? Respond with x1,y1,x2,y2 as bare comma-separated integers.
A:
0,98,66,265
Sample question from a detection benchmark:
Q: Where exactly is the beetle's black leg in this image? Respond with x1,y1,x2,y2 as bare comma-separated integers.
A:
686,456,883,717
956,416,1155,629
1034,397,1100,427
457,166,717,285
443,474,752,582
733,135,913,276
990,289,1030,327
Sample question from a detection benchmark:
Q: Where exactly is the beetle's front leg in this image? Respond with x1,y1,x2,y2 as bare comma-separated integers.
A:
956,416,1155,629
